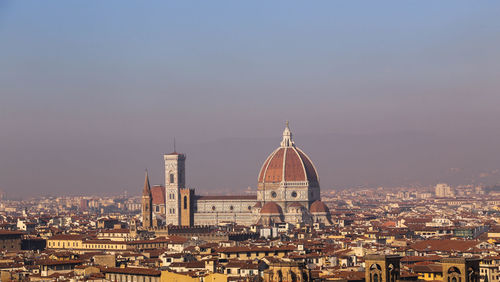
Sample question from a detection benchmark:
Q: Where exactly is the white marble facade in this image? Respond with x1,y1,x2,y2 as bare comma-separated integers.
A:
163,123,331,226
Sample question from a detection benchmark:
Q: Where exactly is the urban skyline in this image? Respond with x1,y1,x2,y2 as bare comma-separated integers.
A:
2,2,500,281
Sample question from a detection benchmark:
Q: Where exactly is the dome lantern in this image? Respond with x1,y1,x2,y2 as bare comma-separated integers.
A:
280,121,294,148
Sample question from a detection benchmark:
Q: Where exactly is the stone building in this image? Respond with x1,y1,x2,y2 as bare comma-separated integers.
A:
141,122,332,227
364,254,480,282
0,230,23,251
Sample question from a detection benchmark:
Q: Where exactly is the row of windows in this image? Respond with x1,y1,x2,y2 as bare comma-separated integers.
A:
208,205,252,212
227,268,255,274
270,191,313,198
228,251,280,258
106,273,159,282
48,241,125,249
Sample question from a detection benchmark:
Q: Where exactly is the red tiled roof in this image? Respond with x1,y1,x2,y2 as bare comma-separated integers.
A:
263,148,285,183
310,200,329,213
401,255,442,263
99,228,129,234
218,245,295,253
128,236,188,245
258,147,319,184
151,185,165,205
284,148,306,181
100,266,161,276
169,261,205,269
36,259,83,266
288,202,303,208
49,234,87,240
296,148,319,184
411,263,443,273
261,202,282,214
225,261,259,269
197,195,257,200
410,239,479,252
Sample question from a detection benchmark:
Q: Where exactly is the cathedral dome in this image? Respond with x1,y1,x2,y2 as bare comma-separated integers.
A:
258,122,319,185
309,200,329,213
260,202,283,214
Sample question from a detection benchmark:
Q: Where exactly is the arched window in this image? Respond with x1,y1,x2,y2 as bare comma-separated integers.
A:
370,264,382,282
184,196,188,209
170,173,174,184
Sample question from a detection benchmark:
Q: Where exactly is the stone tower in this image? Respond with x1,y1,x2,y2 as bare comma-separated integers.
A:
441,257,480,282
141,171,152,228
164,152,186,226
364,254,401,282
180,188,194,226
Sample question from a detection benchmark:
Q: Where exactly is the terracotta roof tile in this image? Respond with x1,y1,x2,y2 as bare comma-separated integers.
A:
151,185,165,205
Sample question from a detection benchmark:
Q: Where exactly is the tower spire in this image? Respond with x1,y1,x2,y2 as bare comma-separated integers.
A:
143,169,151,196
280,121,294,147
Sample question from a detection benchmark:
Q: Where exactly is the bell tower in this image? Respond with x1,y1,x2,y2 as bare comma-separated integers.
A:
164,152,186,225
141,170,152,228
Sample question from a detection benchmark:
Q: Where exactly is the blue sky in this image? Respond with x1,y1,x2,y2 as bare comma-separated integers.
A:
1,1,500,197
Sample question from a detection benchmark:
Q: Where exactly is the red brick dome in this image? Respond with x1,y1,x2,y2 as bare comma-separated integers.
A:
260,202,283,214
258,123,319,185
310,200,329,213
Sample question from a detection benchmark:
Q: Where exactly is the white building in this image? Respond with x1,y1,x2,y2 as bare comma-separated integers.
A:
435,183,454,198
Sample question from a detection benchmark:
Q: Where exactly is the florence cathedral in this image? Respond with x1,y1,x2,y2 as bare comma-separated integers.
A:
141,123,332,227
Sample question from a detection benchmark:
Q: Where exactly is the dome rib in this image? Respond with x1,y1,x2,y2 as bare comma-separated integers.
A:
264,148,285,183
296,147,319,184
284,147,306,182
290,146,308,183
282,147,287,182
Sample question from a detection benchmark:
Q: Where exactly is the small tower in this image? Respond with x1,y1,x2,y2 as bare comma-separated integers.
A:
365,254,401,282
141,170,153,228
441,257,480,282
164,152,186,226
180,188,194,226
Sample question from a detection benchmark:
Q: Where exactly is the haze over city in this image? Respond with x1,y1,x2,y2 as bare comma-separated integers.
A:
1,1,500,198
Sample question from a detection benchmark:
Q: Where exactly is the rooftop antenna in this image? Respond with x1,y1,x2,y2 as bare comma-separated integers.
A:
173,137,176,153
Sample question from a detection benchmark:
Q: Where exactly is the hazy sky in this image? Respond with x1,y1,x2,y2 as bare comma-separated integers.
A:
1,1,500,198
